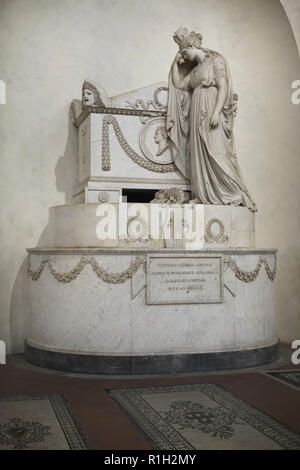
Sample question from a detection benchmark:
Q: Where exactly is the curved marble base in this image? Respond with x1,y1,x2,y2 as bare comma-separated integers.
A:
25,338,280,375
25,247,277,375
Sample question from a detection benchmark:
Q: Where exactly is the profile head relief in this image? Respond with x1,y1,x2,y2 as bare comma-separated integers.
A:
154,125,169,156
154,126,167,143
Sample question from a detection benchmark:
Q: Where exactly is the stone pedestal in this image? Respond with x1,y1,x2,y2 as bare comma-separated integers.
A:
25,247,278,374
40,203,255,249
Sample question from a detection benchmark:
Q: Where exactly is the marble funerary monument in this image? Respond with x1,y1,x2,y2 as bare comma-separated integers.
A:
25,28,278,374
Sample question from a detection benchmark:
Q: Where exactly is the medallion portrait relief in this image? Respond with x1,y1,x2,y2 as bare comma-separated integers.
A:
139,117,173,165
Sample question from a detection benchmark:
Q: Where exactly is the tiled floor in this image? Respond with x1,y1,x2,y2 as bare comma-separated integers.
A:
0,344,299,450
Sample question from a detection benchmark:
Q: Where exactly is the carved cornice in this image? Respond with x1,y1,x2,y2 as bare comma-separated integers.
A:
75,176,190,195
27,248,278,255
75,106,166,127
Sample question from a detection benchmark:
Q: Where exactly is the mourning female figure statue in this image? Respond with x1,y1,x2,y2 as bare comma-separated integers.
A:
167,31,257,212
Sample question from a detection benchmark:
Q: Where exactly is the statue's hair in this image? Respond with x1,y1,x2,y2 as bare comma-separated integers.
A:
179,32,203,51
174,27,189,38
82,80,105,108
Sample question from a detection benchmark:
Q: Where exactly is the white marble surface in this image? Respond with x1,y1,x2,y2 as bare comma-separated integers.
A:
85,113,183,182
26,250,277,355
78,80,169,112
42,203,255,249
111,81,168,110
76,111,188,199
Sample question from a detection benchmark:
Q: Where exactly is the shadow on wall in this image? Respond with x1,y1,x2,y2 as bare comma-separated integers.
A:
55,108,79,205
9,108,79,353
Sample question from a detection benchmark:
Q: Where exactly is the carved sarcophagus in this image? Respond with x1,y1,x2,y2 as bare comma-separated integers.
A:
72,80,190,203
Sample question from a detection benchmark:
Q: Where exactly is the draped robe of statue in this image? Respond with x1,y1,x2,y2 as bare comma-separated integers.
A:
166,50,257,212
166,60,193,179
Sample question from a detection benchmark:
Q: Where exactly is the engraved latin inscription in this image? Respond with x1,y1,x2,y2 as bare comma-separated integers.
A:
147,255,223,304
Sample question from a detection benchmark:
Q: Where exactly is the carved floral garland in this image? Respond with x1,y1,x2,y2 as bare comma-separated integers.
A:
28,255,147,284
223,255,277,282
28,253,277,284
101,115,176,173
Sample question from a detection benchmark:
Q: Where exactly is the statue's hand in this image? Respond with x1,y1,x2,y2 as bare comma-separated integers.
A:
210,112,220,129
174,51,184,64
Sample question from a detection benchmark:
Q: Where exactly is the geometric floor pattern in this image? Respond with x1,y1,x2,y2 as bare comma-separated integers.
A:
0,395,90,450
1,349,300,450
108,383,300,450
264,370,300,390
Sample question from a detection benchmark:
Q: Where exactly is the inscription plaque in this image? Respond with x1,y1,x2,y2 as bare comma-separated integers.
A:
147,255,223,304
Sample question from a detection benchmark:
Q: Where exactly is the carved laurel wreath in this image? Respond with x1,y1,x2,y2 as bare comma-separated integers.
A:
101,115,176,173
205,218,229,244
28,253,276,284
127,217,149,241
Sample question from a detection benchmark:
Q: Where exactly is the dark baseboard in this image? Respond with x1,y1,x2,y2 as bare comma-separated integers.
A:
25,339,280,375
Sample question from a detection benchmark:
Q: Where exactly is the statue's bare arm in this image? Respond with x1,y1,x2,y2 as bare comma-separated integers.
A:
171,52,189,90
210,77,227,128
